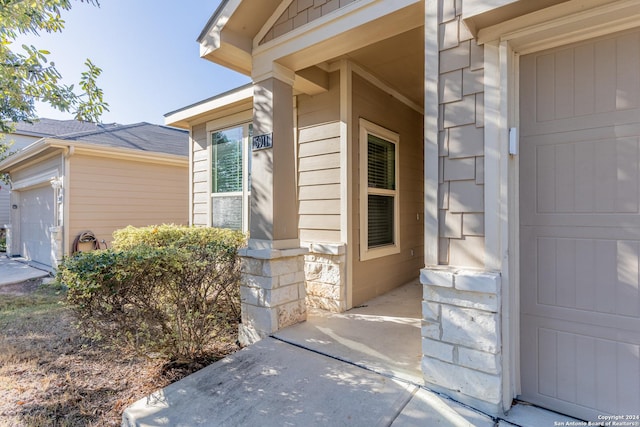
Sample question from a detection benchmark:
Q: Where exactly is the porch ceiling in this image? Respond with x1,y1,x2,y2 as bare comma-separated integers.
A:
330,26,425,107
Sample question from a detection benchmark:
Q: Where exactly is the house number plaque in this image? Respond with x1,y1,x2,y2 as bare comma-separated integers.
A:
252,133,273,151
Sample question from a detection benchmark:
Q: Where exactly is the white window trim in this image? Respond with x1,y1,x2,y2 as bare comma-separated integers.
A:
359,118,400,261
210,122,252,232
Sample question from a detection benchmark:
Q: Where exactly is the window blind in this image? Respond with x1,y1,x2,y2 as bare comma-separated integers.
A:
212,128,243,193
368,134,395,190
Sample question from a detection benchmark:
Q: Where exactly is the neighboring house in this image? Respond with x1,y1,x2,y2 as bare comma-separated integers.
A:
0,120,101,234
165,0,640,421
0,120,189,268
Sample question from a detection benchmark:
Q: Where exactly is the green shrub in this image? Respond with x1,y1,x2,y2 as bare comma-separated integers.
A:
58,225,246,360
111,224,244,251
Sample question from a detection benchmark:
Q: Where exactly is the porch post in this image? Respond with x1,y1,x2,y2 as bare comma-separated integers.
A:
420,0,505,417
238,64,308,346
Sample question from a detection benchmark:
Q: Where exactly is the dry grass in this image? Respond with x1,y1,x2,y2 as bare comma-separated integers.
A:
0,280,239,427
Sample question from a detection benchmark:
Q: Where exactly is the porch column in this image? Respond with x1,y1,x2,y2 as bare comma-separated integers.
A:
238,64,308,346
420,0,505,416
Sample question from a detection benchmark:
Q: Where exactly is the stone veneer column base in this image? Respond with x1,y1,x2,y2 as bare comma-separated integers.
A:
304,243,346,312
238,247,308,346
420,267,503,416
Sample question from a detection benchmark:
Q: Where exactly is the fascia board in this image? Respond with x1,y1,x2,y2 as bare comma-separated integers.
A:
164,86,253,128
45,139,188,167
0,138,49,171
199,0,242,56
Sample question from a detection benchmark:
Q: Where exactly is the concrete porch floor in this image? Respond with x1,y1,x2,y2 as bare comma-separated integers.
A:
273,279,423,385
123,280,585,426
274,279,584,427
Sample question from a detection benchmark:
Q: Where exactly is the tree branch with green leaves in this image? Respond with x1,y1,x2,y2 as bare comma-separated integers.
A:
0,0,109,136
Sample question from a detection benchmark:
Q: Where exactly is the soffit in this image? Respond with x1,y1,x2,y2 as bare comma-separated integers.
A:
224,0,282,39
199,0,282,74
330,27,424,107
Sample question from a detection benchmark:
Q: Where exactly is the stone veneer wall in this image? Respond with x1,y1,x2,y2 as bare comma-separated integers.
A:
421,268,502,415
260,0,357,45
239,248,308,345
437,0,485,268
304,243,346,312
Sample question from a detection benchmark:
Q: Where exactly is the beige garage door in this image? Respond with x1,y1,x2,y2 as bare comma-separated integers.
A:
520,28,640,420
19,185,54,267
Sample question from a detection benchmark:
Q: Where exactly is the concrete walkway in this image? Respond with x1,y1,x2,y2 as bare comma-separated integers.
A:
123,281,582,426
0,255,50,287
123,337,495,427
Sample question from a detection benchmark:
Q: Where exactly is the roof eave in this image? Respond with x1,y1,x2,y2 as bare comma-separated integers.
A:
0,138,188,173
0,139,52,172
47,139,189,166
198,0,252,75
164,85,253,129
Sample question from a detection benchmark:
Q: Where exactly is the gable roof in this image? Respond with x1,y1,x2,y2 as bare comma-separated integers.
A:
56,122,188,157
197,0,282,74
13,118,114,138
12,119,188,157
0,119,189,173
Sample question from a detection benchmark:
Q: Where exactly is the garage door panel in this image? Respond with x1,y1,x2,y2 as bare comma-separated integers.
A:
520,28,640,419
521,30,640,136
521,321,640,415
524,135,640,216
19,186,54,266
522,230,640,319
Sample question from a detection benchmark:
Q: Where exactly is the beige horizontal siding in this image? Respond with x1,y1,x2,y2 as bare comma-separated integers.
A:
300,229,341,243
296,72,341,244
299,184,340,200
298,137,340,157
299,214,341,230
191,123,209,226
298,169,340,186
350,73,424,305
68,154,188,250
299,199,340,215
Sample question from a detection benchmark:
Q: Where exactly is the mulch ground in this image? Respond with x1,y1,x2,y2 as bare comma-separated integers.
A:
0,280,239,427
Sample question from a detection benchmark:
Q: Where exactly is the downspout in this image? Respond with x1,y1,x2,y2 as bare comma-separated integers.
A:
62,145,75,259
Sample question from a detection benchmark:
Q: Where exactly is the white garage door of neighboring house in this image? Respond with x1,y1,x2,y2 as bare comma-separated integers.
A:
19,185,54,266
520,28,640,420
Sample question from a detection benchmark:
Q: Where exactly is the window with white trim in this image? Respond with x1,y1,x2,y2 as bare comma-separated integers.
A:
359,119,400,260
211,123,252,231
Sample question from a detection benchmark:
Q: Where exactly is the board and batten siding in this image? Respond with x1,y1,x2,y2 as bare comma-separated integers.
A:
67,154,188,249
191,123,210,227
351,73,424,305
297,71,342,244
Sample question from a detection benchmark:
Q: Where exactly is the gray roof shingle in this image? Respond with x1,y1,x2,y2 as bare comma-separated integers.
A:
14,118,113,138
14,119,188,157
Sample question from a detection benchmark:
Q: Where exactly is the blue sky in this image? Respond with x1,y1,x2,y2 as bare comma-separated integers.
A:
17,0,250,125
